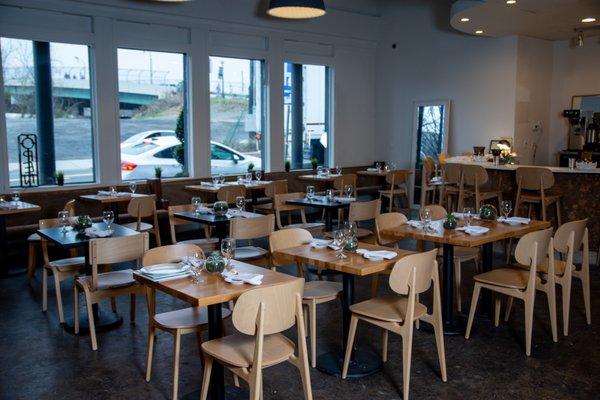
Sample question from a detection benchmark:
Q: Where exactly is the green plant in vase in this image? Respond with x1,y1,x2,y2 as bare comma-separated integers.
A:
73,215,92,233
443,213,457,229
479,204,497,220
205,251,226,274
285,160,291,172
154,166,162,179
54,171,65,186
310,157,318,170
247,162,255,172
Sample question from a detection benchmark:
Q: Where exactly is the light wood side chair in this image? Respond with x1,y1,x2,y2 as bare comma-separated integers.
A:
348,198,381,241
465,228,554,356
269,228,342,368
419,156,437,206
379,170,411,213
142,244,233,400
73,232,149,350
229,214,274,266
217,185,246,204
273,192,325,234
122,195,161,246
371,212,408,297
457,164,503,211
438,152,448,165
514,167,562,226
200,278,313,400
28,199,76,279
326,173,358,222
341,249,447,400
253,180,288,214
168,204,219,253
39,217,85,324
439,163,461,211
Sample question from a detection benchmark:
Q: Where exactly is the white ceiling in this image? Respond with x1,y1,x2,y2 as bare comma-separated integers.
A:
450,0,600,40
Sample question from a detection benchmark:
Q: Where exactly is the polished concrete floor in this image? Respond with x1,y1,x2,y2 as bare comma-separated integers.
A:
1,246,600,400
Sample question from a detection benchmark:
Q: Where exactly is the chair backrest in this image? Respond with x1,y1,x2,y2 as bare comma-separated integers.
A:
63,199,76,216
554,219,588,254
269,228,313,267
438,152,448,165
516,167,555,191
514,228,553,268
168,204,195,227
232,278,304,335
349,199,381,223
442,163,461,185
142,243,203,266
389,248,438,295
422,204,447,220
375,212,408,246
461,164,489,186
127,195,157,218
333,174,357,191
89,232,148,290
230,214,275,241
39,217,65,264
217,185,246,203
273,192,303,212
423,156,436,175
265,180,288,197
385,170,410,187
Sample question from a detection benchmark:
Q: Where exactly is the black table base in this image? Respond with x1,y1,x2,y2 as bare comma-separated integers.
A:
317,350,382,378
63,308,123,334
0,215,27,278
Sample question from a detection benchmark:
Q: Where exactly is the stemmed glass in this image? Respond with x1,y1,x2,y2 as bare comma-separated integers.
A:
218,174,225,184
192,197,202,214
129,181,137,194
326,189,334,201
245,172,253,183
58,211,70,233
255,170,262,181
189,250,206,284
102,210,114,231
343,221,358,238
333,230,347,259
12,191,20,204
335,165,342,175
344,184,354,198
501,200,512,219
316,166,324,177
375,162,382,172
235,196,246,214
221,238,236,271
420,207,432,233
212,175,219,186
306,185,315,201
463,207,475,227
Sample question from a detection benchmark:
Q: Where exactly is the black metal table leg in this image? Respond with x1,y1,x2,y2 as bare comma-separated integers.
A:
325,209,333,232
250,189,258,206
435,244,466,335
316,273,382,378
215,222,227,247
207,304,224,400
0,215,27,278
110,202,120,224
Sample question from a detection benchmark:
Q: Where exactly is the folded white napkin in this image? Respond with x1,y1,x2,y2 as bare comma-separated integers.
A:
452,212,481,220
456,226,490,235
498,216,531,225
356,249,398,260
334,196,356,202
194,206,212,214
311,239,331,249
84,227,113,238
139,263,190,279
328,243,342,251
97,190,112,196
97,190,130,197
222,271,263,285
407,220,424,229
366,167,379,172
200,181,214,187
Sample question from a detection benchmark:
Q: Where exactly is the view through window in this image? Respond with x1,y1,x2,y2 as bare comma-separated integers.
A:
118,48,187,180
1,38,95,186
284,63,330,169
209,56,265,176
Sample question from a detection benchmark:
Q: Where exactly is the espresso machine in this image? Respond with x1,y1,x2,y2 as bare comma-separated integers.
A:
564,109,585,150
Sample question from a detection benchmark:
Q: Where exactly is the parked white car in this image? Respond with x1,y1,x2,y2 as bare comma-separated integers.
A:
121,130,176,150
121,135,261,180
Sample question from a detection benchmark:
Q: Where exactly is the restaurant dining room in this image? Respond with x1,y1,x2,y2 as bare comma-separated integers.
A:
1,0,600,399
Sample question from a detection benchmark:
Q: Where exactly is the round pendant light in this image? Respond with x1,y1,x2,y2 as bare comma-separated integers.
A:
268,0,326,19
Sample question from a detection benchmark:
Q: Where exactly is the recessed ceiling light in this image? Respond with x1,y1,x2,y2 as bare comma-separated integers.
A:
581,17,596,23
506,0,517,4
460,17,470,22
475,30,484,34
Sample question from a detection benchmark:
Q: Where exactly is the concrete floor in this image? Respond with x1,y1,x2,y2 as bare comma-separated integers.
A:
1,246,600,400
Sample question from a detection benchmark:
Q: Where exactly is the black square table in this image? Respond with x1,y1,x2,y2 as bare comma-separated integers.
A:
286,196,355,231
173,210,263,245
37,222,140,333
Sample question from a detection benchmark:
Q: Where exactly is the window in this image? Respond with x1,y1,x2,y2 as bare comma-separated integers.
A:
118,48,187,180
1,38,95,186
209,56,265,175
284,63,331,169
413,102,449,169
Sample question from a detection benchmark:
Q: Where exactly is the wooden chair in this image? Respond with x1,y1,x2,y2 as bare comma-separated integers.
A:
273,192,325,235
457,164,503,211
39,217,85,324
122,195,161,246
341,249,447,400
465,228,554,356
327,173,358,222
74,233,149,350
379,170,411,213
168,204,218,253
200,278,313,400
438,163,461,211
438,152,448,165
371,212,408,297
28,199,76,279
348,199,381,241
419,156,437,206
253,180,288,214
229,214,274,265
142,244,232,399
217,185,246,204
514,167,562,226
269,228,342,368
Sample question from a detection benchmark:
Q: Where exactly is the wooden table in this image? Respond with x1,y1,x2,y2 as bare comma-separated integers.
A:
134,260,298,400
286,196,355,231
0,201,41,277
298,174,342,189
274,242,414,378
37,222,139,333
79,193,148,223
381,219,551,335
356,170,387,177
185,181,271,205
173,210,263,245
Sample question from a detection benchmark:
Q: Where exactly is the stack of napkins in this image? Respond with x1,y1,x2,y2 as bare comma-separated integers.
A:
452,212,480,220
97,190,130,197
139,263,191,281
497,216,531,225
356,249,398,261
84,227,113,238
222,271,263,285
311,239,331,249
333,196,356,202
456,226,490,235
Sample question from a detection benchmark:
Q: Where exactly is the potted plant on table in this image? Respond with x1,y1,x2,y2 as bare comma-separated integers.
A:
154,166,162,179
247,162,255,173
285,160,291,172
54,171,65,186
310,157,318,170
443,213,457,229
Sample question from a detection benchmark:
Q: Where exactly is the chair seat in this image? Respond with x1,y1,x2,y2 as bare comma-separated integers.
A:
519,192,562,203
121,222,153,232
379,189,407,197
154,307,232,330
303,281,342,300
234,246,269,261
284,222,325,231
438,246,479,260
178,238,219,252
48,256,85,272
474,268,539,290
77,269,137,290
28,233,41,242
202,333,295,368
513,259,572,276
350,295,427,323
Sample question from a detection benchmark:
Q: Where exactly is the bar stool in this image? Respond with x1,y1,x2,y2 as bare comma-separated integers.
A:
514,167,562,226
457,164,503,211
379,170,411,213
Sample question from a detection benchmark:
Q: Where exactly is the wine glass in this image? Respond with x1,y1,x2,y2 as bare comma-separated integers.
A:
58,211,70,233
221,238,236,270
102,210,114,231
343,221,358,237
189,251,206,284
463,207,475,227
333,230,347,259
316,166,323,177
375,162,382,172
501,200,512,219
255,170,262,181
192,197,202,214
306,185,315,200
109,186,117,197
326,189,334,201
218,174,225,184
344,184,354,198
235,196,246,213
245,172,253,183
129,181,137,194
420,207,432,232
212,175,219,186
335,165,342,175
12,190,20,203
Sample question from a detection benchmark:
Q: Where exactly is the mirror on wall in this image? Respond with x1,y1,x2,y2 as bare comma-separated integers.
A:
572,94,600,113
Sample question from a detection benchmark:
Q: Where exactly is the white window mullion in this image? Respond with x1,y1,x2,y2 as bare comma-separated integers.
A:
0,51,9,192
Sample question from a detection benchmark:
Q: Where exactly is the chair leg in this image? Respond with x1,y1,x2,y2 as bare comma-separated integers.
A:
547,287,558,342
555,200,562,226
27,242,37,279
504,296,514,322
308,300,317,368
371,274,380,298
85,294,98,351
145,325,156,382
382,330,389,363
454,259,461,312
73,284,80,334
524,297,534,356
42,268,48,313
465,284,481,339
561,280,571,336
494,296,501,327
582,272,591,325
130,293,136,323
401,332,413,400
200,355,213,400
432,313,447,382
341,315,359,379
53,271,65,324
172,329,181,400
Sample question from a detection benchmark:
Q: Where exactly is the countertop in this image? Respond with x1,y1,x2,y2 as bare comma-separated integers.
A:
445,156,600,174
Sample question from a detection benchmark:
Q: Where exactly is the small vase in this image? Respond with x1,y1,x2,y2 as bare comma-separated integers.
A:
213,201,229,216
443,220,457,230
205,256,226,274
